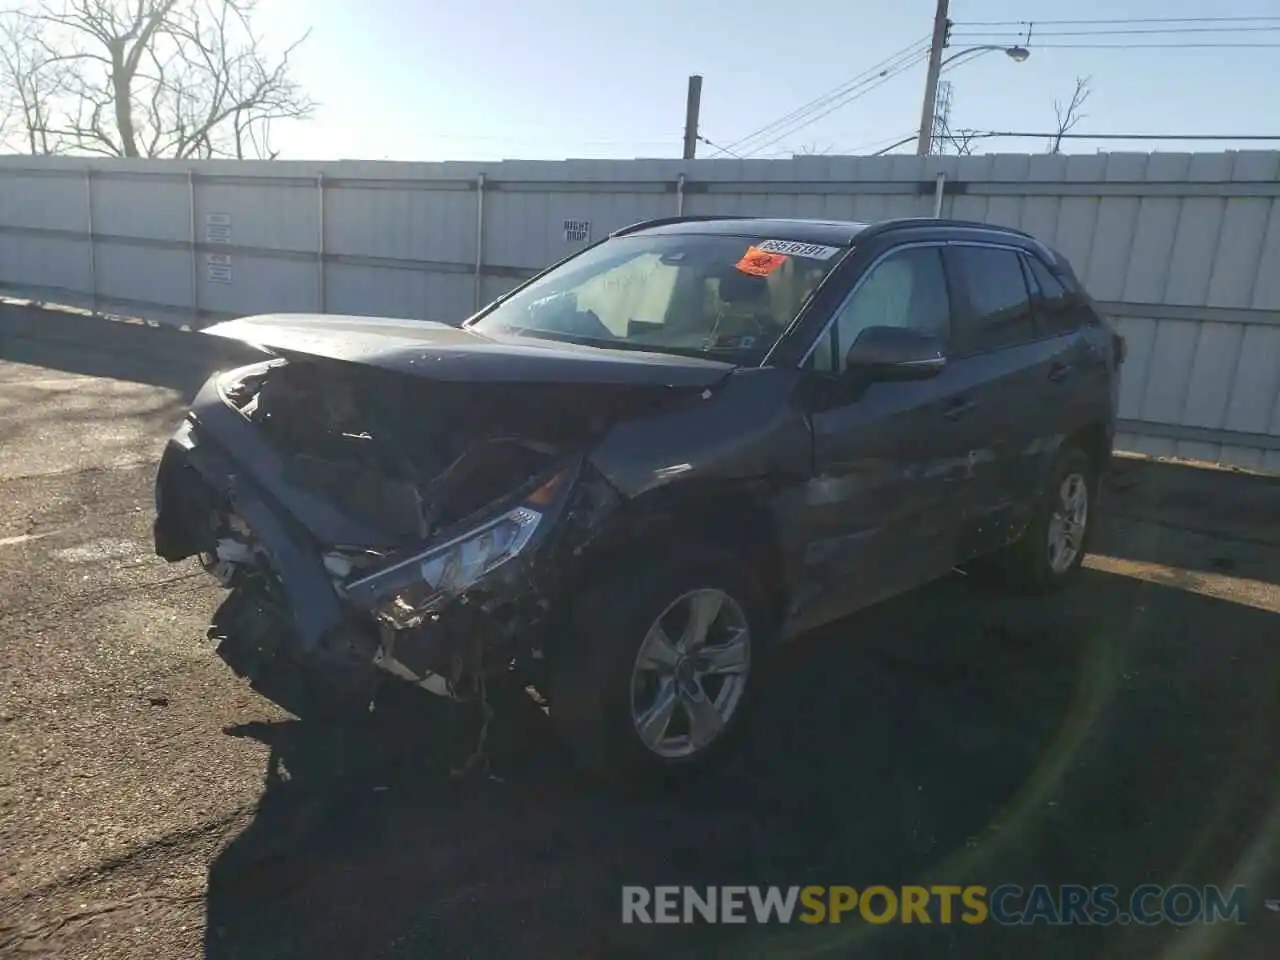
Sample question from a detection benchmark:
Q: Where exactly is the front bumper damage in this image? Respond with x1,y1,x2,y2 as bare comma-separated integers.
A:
153,369,611,710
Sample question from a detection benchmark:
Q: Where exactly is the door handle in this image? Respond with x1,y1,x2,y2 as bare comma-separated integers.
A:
943,397,975,420
1048,361,1073,382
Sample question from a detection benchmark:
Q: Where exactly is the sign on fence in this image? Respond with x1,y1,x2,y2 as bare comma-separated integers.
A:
206,253,232,284
204,213,232,244
204,214,232,282
563,219,591,243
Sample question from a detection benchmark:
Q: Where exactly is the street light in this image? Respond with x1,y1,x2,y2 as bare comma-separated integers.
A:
916,45,1030,154
942,44,1031,68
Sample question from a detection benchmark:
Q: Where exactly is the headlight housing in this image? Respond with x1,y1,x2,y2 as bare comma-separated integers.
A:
344,468,569,630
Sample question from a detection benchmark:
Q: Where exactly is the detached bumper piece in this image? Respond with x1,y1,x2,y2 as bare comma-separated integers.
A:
153,418,382,714
207,582,382,719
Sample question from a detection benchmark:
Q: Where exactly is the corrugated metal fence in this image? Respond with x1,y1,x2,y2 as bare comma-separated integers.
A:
1,152,1278,470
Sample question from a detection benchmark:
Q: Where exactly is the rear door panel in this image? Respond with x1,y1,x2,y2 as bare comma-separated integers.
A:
943,244,1051,559
1023,253,1113,487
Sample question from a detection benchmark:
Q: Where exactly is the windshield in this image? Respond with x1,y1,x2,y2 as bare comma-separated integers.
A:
468,233,848,359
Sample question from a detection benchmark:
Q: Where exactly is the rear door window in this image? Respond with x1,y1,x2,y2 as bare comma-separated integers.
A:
949,246,1036,354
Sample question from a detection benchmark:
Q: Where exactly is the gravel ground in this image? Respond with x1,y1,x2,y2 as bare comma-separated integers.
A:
0,344,1277,959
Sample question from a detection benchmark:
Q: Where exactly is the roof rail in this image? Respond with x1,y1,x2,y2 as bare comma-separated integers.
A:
938,217,1038,240
609,215,748,238
867,217,1057,263
866,216,1034,239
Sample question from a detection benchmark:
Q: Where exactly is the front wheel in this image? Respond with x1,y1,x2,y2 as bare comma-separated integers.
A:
549,546,762,787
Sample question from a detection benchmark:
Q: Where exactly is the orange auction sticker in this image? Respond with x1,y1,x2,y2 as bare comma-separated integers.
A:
735,246,788,276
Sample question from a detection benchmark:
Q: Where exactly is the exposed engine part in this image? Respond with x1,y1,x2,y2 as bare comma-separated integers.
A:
201,553,238,587
372,645,453,699
322,552,354,578
417,438,558,535
215,538,254,565
217,357,686,542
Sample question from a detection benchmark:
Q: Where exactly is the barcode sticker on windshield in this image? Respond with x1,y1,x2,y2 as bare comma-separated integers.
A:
755,239,841,260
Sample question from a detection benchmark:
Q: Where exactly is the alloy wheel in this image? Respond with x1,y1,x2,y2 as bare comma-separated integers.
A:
628,588,751,760
1047,472,1089,574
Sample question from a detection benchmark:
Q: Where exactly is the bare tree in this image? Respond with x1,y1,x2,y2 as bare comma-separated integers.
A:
0,0,314,158
935,116,981,156
0,15,64,154
791,140,835,157
1048,75,1092,155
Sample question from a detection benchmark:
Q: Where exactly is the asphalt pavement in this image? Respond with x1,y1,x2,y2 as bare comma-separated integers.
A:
0,337,1277,959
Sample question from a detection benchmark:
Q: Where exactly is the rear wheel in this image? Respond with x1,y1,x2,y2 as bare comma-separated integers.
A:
980,447,1096,594
550,546,761,787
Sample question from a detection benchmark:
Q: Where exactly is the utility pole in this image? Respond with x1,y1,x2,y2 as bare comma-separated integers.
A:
915,0,950,156
682,75,703,160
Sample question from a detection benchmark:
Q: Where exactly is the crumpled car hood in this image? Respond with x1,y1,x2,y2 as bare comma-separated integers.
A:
201,313,736,388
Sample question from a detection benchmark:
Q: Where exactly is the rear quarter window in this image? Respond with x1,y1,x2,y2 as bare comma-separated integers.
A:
1023,254,1078,336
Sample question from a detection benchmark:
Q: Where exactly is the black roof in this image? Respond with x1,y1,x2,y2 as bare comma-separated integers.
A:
613,216,870,245
613,215,1042,249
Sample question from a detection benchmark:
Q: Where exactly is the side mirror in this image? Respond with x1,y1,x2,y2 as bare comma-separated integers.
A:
844,326,946,381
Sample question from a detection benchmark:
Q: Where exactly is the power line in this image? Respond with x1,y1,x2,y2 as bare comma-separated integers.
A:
954,27,1280,39
842,130,920,155
721,40,926,155
716,37,928,155
967,131,1280,141
871,134,922,156
954,16,1280,26
861,131,1280,157
696,135,743,158
744,52,929,157
743,49,930,157
953,27,1280,41
989,42,1280,49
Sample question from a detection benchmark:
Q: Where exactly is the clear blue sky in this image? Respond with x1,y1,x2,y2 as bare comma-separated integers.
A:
256,0,1280,161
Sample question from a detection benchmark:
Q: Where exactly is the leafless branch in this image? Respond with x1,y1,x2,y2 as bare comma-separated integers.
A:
946,129,980,155
0,0,313,158
0,15,66,153
931,108,980,157
792,140,834,157
1049,75,1092,155
935,118,980,156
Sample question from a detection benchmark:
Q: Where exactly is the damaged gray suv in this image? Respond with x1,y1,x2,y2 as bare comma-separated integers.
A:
153,216,1124,784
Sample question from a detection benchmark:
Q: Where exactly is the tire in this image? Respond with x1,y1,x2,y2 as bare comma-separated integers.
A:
549,544,764,788
981,446,1097,594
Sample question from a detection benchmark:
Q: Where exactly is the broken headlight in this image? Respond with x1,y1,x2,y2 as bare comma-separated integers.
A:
344,468,569,630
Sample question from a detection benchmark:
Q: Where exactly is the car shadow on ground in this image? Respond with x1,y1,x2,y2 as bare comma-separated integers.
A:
1,332,211,397
203,551,1280,959
0,305,263,398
